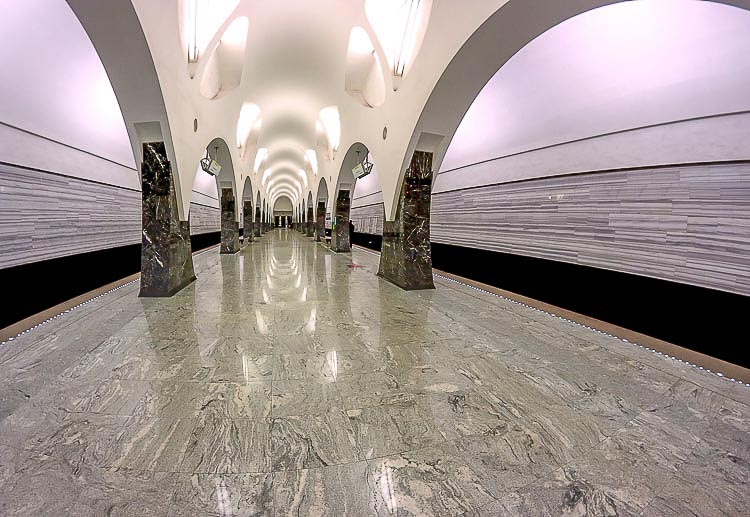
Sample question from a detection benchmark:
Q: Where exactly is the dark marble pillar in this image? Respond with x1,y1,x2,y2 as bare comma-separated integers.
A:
254,207,261,237
315,202,325,242
377,150,435,290
220,188,240,254
330,190,351,252
139,142,196,297
306,206,314,237
243,201,254,244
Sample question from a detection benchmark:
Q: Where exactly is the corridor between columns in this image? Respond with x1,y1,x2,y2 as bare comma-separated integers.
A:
0,230,748,515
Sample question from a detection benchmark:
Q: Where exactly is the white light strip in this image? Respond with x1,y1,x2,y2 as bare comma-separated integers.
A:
0,279,139,346
0,245,220,348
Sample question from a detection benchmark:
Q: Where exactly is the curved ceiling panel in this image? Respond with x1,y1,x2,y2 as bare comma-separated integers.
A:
441,0,750,173
365,0,432,86
199,16,249,99
181,0,240,75
0,0,133,168
345,27,385,108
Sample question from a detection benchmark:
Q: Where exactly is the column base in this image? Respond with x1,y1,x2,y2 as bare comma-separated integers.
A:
377,222,434,290
330,223,350,252
221,221,240,254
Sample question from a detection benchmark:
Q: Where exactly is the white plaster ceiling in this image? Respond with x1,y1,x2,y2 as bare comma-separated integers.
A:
0,0,133,168
441,0,750,173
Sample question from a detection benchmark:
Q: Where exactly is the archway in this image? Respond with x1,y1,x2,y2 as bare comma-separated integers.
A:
331,142,370,252
315,177,329,242
381,0,750,292
273,196,294,228
66,0,201,297
205,138,239,254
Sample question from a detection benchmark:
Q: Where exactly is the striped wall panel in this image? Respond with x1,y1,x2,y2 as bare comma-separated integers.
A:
188,203,220,235
431,163,750,296
0,164,141,269
350,202,385,235
348,163,749,296
0,163,223,269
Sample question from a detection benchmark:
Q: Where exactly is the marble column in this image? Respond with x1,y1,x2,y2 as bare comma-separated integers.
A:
255,207,262,236
330,190,351,252
243,201,254,244
139,141,196,297
315,202,325,242
377,150,435,290
306,206,314,237
220,188,240,254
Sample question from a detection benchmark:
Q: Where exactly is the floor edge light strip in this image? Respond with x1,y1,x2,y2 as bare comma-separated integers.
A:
0,278,140,347
432,272,749,388
351,244,748,388
0,244,222,348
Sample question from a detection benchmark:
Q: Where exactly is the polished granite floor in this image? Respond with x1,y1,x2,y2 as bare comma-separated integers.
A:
0,230,748,516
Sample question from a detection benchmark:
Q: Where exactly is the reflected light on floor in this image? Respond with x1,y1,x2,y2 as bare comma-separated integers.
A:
255,309,268,335
305,306,316,334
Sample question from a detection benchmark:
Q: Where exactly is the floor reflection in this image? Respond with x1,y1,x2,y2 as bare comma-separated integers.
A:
0,230,747,515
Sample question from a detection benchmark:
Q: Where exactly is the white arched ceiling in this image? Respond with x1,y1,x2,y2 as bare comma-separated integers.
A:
127,0,750,223
440,0,750,178
131,0,507,221
241,176,253,201
0,0,134,173
273,196,294,213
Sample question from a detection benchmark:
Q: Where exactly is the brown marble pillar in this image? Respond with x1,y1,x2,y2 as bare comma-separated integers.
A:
243,201,253,244
220,188,240,254
377,150,435,290
139,141,196,297
315,202,325,242
255,206,262,236
330,190,351,252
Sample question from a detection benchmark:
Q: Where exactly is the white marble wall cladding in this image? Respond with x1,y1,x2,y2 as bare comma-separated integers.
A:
349,203,385,235
348,163,750,296
0,163,141,270
0,163,223,269
188,203,220,236
431,163,750,296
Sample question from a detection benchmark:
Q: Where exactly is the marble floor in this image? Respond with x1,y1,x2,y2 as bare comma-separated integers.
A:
0,230,748,516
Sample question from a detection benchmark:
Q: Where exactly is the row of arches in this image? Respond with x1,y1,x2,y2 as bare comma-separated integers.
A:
61,0,750,297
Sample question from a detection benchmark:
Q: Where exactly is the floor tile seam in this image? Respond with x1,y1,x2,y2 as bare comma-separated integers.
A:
624,406,719,517
457,495,506,517
329,377,367,461
433,272,750,390
640,408,741,511
480,347,684,411
8,410,135,471
478,313,740,405
361,441,501,516
540,377,694,494
594,342,750,406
